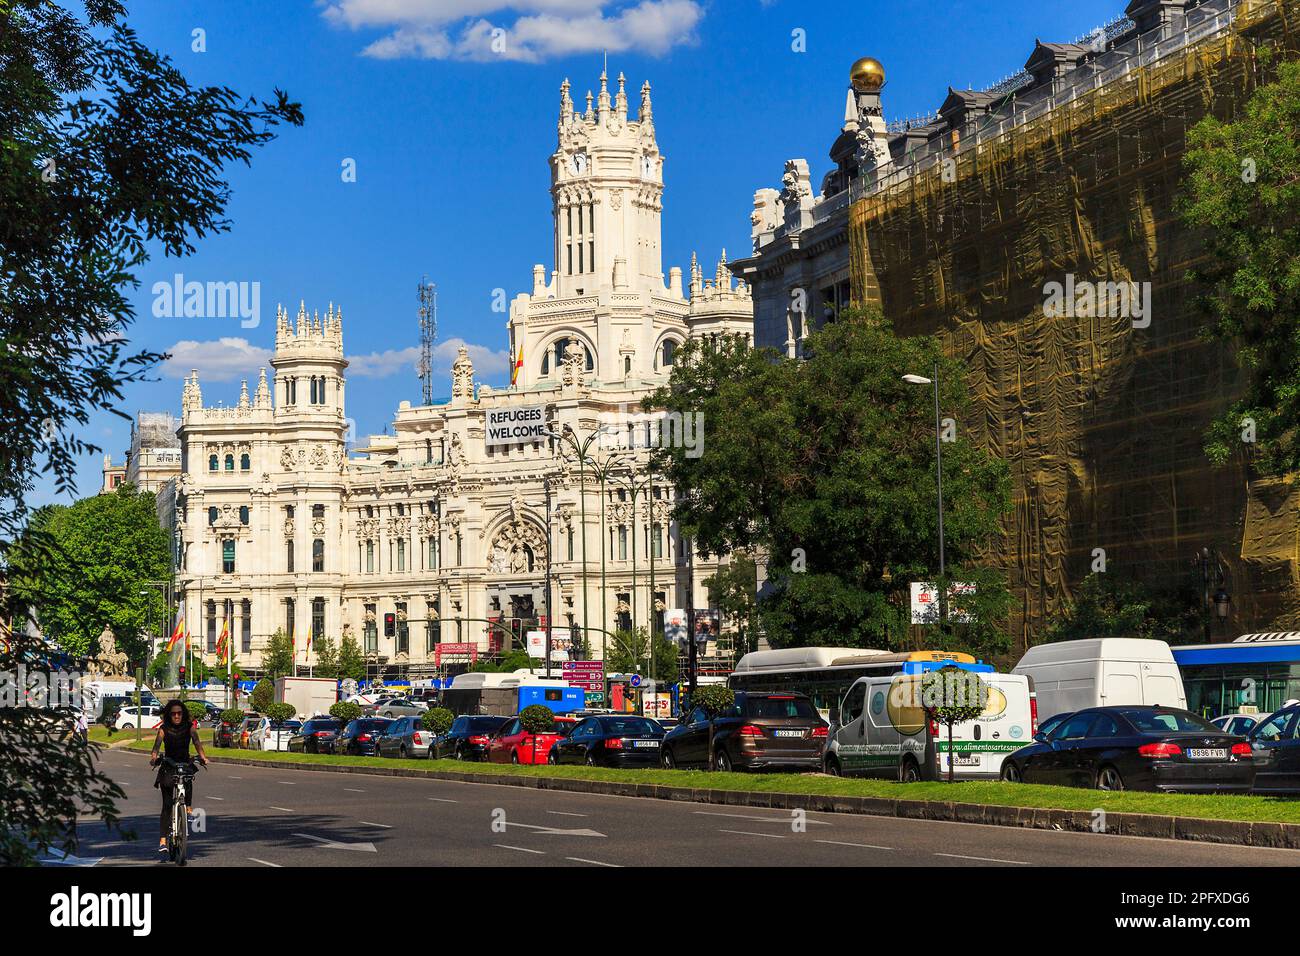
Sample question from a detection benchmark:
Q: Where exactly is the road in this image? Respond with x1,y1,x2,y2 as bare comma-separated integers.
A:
64,748,1300,867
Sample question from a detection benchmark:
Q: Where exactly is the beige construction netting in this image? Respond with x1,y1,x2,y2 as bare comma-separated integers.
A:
849,0,1300,651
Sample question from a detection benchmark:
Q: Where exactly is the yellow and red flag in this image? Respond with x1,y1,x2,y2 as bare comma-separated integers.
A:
165,615,184,653
511,344,524,386
217,617,230,664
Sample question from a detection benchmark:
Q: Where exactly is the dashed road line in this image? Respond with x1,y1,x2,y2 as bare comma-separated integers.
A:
249,858,282,867
495,844,545,855
934,852,1031,865
694,810,830,826
718,828,786,839
269,806,295,813
815,839,893,850
566,857,621,867
360,821,392,829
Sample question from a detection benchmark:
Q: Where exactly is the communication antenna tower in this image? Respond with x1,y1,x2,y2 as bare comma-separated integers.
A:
417,277,437,405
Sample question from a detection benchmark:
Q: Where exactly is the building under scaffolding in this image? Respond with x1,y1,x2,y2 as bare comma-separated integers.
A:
837,0,1300,650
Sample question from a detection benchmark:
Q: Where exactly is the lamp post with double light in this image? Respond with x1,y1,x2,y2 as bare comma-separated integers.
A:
903,363,947,629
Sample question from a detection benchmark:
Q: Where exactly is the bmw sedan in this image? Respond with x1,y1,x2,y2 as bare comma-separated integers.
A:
548,715,666,767
1001,706,1254,793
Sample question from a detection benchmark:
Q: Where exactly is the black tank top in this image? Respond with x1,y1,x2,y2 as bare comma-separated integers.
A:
161,725,192,762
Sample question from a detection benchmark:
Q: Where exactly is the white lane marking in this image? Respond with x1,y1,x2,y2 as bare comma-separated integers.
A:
934,852,1031,865
815,839,893,850
495,844,545,855
249,858,282,867
207,796,224,801
294,833,378,852
546,810,588,817
566,857,621,867
503,821,606,837
360,821,392,829
426,797,458,803
694,811,830,826
344,788,366,793
718,829,786,839
227,776,243,779
269,806,295,812
278,781,296,785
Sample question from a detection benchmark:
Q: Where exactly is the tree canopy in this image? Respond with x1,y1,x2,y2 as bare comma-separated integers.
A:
646,310,1013,657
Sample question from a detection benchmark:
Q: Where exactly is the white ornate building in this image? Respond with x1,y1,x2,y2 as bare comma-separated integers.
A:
173,71,753,678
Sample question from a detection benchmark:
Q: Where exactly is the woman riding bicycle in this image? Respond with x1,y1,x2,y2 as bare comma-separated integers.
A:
149,700,209,854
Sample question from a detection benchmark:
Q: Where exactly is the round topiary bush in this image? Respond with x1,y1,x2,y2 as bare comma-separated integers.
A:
329,700,362,722
265,702,297,723
422,707,454,736
184,700,208,723
249,678,274,713
518,704,556,734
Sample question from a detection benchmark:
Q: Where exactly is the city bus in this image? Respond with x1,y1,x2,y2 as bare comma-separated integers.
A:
1171,632,1300,720
728,647,991,724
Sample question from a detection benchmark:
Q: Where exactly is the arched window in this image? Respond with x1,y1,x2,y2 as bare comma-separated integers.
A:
312,538,324,572
661,339,677,368
239,505,249,525
240,453,250,471
208,454,218,471
309,376,318,404
224,454,234,471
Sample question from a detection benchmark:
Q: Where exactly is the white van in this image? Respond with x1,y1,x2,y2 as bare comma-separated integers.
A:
1012,638,1186,720
826,670,1033,782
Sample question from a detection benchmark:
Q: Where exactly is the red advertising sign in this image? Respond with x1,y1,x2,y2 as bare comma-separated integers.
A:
434,643,478,666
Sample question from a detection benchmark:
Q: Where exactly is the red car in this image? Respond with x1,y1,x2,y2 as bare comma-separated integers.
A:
486,716,565,765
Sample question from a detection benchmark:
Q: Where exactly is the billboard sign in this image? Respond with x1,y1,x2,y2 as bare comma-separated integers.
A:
486,405,547,447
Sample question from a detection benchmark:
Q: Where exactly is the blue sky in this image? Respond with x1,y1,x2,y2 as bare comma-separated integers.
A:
49,0,1121,506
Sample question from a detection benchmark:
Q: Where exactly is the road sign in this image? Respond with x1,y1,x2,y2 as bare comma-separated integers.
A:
630,674,642,688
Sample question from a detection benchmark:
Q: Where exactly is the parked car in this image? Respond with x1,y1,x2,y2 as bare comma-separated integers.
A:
236,715,263,750
114,705,162,731
1000,705,1254,793
288,718,342,754
661,692,828,772
1212,714,1260,737
1248,704,1300,794
212,714,243,748
377,715,435,758
335,717,393,756
373,697,428,718
549,715,666,767
486,716,566,765
435,715,510,761
249,717,303,751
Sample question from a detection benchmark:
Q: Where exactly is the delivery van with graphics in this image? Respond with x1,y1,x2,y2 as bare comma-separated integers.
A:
825,662,1034,782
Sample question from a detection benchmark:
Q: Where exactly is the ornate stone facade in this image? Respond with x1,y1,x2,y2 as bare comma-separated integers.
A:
173,70,753,677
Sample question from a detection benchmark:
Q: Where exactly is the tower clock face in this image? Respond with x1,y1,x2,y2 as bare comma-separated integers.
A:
569,152,587,175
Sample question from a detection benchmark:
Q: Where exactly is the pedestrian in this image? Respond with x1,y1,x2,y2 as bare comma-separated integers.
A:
73,708,89,745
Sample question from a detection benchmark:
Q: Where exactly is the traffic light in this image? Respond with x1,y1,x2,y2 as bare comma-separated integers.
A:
383,612,396,637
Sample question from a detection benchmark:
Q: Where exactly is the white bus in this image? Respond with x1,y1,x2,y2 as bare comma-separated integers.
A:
729,647,984,723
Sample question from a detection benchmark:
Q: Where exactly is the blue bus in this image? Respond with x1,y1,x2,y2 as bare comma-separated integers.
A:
1172,633,1300,719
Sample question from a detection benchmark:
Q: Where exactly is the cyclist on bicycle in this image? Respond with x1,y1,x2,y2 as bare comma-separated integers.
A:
149,699,208,854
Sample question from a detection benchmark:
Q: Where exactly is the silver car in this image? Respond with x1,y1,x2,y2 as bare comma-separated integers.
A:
374,697,428,718
376,714,432,758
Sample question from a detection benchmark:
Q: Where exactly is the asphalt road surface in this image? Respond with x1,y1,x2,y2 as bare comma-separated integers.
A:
60,748,1300,867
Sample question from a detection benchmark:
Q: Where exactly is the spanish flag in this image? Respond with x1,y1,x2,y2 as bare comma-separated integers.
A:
510,344,523,386
217,617,230,664
165,615,184,653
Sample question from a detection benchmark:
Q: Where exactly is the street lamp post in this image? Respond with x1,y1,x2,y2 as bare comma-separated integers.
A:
904,362,947,629
543,475,554,679
607,467,657,675
1194,547,1231,642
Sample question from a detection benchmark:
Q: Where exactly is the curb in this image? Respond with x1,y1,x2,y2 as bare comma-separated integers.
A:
121,749,1300,850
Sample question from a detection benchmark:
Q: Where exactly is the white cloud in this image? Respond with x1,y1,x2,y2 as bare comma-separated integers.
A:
321,0,702,63
346,336,511,382
162,337,273,381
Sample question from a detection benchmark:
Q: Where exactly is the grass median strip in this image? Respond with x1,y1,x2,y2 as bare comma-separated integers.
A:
122,740,1300,826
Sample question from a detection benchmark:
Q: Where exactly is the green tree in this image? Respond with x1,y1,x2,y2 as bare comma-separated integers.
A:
7,485,169,663
313,636,339,679
337,634,366,682
184,701,208,723
1181,55,1300,473
920,666,989,783
0,0,301,865
606,627,677,683
1045,573,1201,645
689,685,736,771
647,310,1012,657
422,707,454,736
329,701,362,723
704,554,761,658
249,678,274,714
265,702,296,724
468,648,533,673
261,630,294,681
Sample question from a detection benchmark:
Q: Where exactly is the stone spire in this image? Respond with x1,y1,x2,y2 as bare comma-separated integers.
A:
640,80,652,121
615,72,627,119
254,367,271,409
597,68,610,123
238,378,250,409
559,77,573,126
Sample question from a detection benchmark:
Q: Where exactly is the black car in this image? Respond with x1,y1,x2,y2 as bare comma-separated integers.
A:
661,692,828,772
548,715,666,767
334,717,393,756
288,718,342,754
1248,704,1300,793
434,715,510,761
1001,705,1255,793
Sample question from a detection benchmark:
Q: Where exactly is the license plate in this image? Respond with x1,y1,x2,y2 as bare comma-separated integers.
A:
633,740,659,748
772,730,804,738
1187,748,1227,760
952,754,980,766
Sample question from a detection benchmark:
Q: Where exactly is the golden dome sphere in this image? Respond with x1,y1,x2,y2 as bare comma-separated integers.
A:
850,56,886,92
